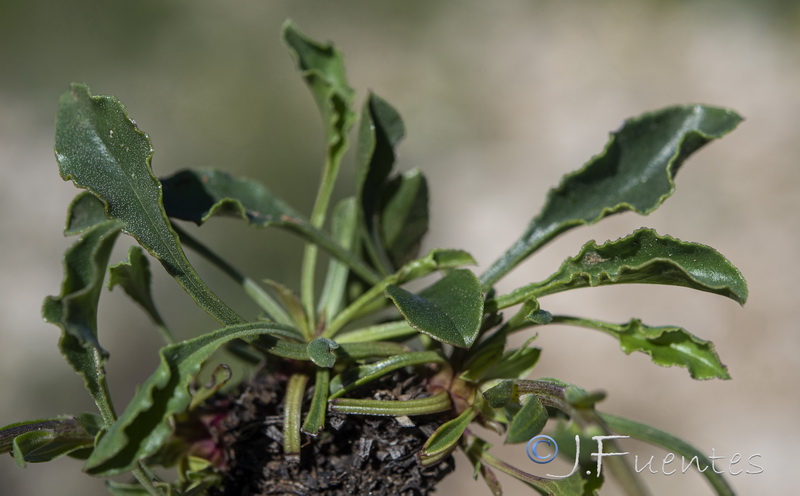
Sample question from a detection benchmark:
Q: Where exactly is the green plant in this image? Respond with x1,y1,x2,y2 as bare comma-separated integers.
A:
0,21,747,496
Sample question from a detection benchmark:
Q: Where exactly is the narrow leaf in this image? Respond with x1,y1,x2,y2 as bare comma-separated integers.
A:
481,105,743,286
496,228,748,309
419,404,479,467
482,346,542,382
329,350,445,399
330,391,451,416
55,84,244,326
554,316,730,380
387,269,484,348
43,220,123,424
84,323,305,476
1,417,96,467
283,373,309,459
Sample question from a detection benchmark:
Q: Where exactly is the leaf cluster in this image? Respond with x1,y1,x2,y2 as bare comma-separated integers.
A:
1,21,746,496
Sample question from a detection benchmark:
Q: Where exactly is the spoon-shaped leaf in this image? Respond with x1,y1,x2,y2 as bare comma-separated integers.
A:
42,219,124,425
481,105,743,286
387,269,484,348
55,84,243,326
553,316,730,380
496,228,748,309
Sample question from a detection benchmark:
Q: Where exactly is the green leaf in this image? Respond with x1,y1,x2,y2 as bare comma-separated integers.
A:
419,403,480,466
65,192,107,236
307,337,339,368
1,417,96,467
506,395,548,444
380,169,429,268
160,168,303,227
43,220,124,424
355,92,407,273
329,351,445,399
55,83,244,327
109,246,174,344
84,322,305,476
386,269,484,348
554,316,730,380
282,20,355,160
481,105,743,286
482,345,542,382
496,228,748,309
322,249,476,338
161,168,380,285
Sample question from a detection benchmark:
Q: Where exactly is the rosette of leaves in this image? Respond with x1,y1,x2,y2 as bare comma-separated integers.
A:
0,20,746,496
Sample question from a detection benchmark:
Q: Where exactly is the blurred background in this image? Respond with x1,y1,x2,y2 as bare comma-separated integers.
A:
1,0,798,494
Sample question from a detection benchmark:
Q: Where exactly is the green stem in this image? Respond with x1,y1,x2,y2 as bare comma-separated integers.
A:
600,412,736,496
301,369,329,436
301,152,343,330
330,391,451,416
174,225,293,326
283,373,309,459
131,464,166,496
322,278,391,338
335,320,416,343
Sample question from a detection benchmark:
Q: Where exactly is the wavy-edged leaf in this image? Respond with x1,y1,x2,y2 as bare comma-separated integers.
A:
419,402,479,466
109,246,174,344
1,416,98,467
481,105,743,286
55,83,243,326
282,20,355,159
329,351,445,399
380,169,429,268
497,228,748,309
43,219,123,423
84,322,304,476
554,316,730,380
65,192,107,236
387,269,484,348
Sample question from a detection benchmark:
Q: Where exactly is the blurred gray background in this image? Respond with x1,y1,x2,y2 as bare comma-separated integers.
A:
1,1,797,494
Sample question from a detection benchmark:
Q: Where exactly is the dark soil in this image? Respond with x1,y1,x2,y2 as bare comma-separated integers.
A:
207,369,455,496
